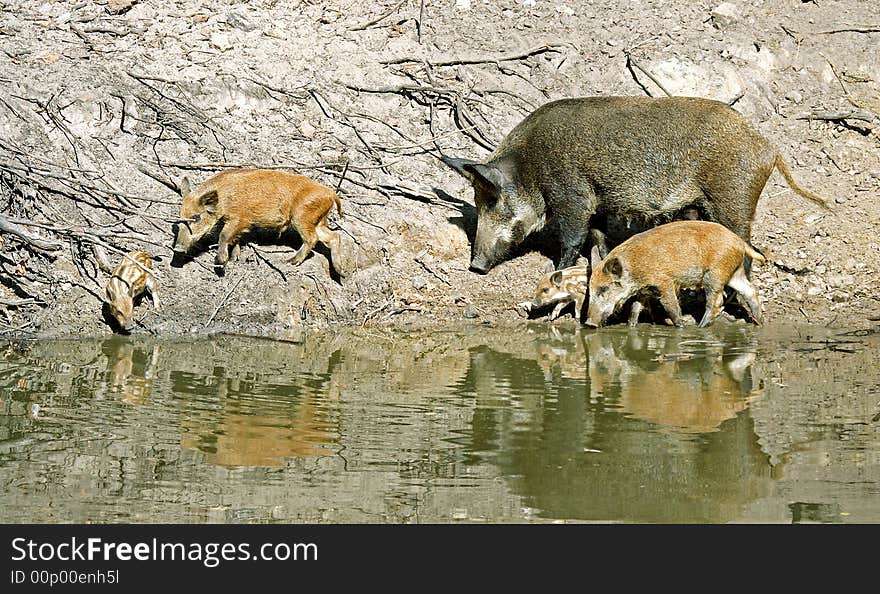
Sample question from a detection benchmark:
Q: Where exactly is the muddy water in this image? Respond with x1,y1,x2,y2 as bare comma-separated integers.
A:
1,322,879,524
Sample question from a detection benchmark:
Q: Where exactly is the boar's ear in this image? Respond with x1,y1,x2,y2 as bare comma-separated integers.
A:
604,257,623,279
550,271,563,287
177,176,191,197
198,189,219,214
440,156,479,181
589,246,602,273
463,163,510,193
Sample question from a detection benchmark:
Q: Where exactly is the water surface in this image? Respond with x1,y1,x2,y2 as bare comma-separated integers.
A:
1,322,878,523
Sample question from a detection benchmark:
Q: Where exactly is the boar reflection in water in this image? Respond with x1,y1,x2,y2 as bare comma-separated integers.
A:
583,331,763,434
180,379,340,467
100,341,160,406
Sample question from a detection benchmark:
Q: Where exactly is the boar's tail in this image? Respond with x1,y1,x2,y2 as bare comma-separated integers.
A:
775,156,832,210
744,244,767,267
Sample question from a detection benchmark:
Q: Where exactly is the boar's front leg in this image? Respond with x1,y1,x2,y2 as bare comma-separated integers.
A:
628,300,643,327
557,222,590,270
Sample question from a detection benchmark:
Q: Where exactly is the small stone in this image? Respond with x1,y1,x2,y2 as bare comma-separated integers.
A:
785,90,803,104
463,304,479,319
710,2,740,29
455,0,471,10
299,120,316,139
227,11,258,32
210,32,233,51
107,0,137,14
807,285,824,296
411,276,427,290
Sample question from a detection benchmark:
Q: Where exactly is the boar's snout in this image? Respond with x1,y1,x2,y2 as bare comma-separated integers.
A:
469,256,491,274
584,318,599,329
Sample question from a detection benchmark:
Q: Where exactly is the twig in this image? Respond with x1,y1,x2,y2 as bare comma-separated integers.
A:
0,213,63,252
817,25,880,35
625,53,672,97
382,43,565,66
417,0,425,43
348,0,407,31
204,274,246,327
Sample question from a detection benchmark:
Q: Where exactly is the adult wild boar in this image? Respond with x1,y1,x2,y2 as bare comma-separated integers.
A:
442,96,829,273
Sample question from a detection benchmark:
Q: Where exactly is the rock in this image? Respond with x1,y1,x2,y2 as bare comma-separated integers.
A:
827,273,854,289
411,275,427,290
463,304,479,319
107,0,137,14
647,57,744,104
210,32,233,51
299,120,316,139
710,3,740,29
227,11,258,32
455,0,472,10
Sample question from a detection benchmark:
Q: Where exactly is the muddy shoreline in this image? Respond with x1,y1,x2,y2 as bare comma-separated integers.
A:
1,1,878,340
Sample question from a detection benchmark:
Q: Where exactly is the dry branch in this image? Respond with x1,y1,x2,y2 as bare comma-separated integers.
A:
381,43,565,66
0,213,63,252
817,25,880,35
348,0,407,31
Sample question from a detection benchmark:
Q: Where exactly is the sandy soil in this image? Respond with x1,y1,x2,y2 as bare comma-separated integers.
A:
0,0,878,339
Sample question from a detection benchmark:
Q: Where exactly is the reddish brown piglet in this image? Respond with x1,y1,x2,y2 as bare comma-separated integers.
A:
585,221,765,328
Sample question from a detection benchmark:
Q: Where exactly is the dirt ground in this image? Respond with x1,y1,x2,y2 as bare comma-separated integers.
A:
0,0,878,339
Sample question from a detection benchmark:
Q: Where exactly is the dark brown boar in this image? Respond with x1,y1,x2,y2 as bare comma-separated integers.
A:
442,96,829,273
584,220,765,328
172,168,345,275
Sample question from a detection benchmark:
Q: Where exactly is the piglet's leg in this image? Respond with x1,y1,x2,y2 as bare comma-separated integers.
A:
216,218,245,268
146,276,160,310
727,266,763,325
658,286,685,328
290,227,318,266
315,220,343,274
549,301,568,321
699,288,725,327
628,300,643,327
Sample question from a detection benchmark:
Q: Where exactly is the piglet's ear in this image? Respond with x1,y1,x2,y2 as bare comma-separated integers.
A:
199,189,219,214
178,176,191,197
589,246,602,273
604,257,623,279
550,271,563,287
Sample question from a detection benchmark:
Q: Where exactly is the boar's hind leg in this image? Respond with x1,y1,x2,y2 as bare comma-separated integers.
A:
727,266,763,325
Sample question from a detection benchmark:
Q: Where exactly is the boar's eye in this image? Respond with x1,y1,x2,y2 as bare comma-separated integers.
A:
190,213,201,223
596,286,608,297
